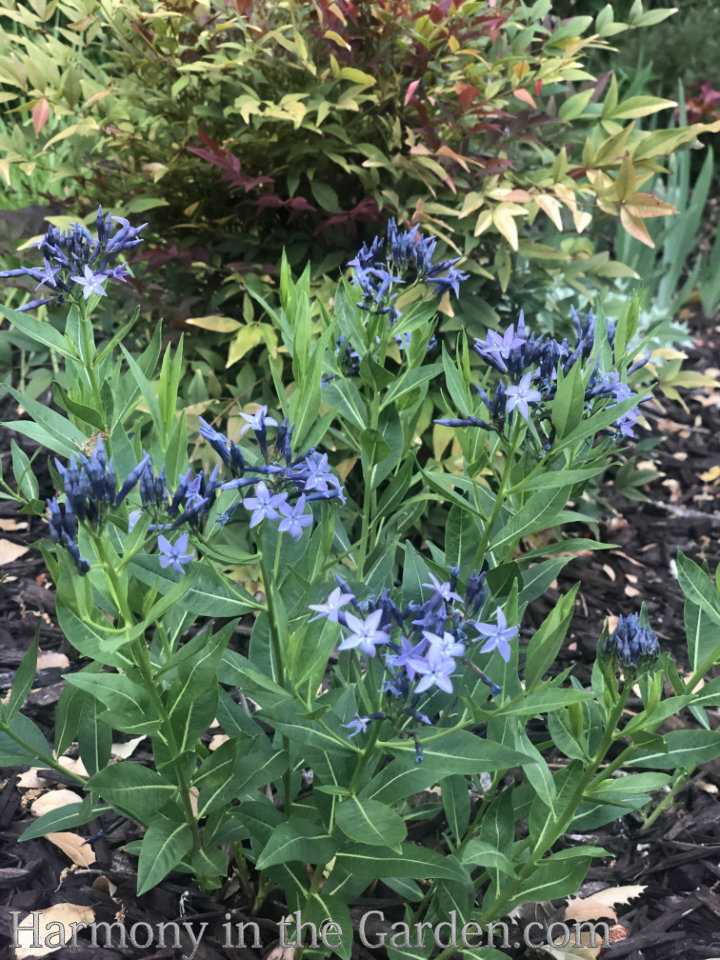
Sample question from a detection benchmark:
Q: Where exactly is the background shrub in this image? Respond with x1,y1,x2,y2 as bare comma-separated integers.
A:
1,0,717,341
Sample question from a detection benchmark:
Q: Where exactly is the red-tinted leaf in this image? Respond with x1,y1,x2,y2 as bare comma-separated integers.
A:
33,98,50,138
455,83,480,112
514,88,536,108
404,79,421,107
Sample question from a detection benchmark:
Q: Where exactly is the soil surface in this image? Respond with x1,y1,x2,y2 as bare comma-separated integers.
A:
1,308,720,960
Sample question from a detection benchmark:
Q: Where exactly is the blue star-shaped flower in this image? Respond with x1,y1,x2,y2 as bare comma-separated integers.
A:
338,608,388,658
157,531,195,575
472,608,518,662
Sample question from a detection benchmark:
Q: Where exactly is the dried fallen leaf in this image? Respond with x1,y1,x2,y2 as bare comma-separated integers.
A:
15,903,95,958
0,539,28,564
700,466,720,483
209,733,230,751
16,769,49,790
58,756,88,778
265,947,295,960
0,518,28,531
110,735,146,760
586,885,645,908
536,946,597,960
45,832,96,868
37,651,70,670
30,789,83,818
92,875,118,898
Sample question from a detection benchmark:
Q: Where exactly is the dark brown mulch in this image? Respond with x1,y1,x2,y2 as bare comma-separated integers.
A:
2,308,720,960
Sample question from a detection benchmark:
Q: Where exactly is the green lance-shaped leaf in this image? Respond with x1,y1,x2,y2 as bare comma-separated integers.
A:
335,796,407,849
87,762,178,825
137,813,194,895
63,672,162,736
255,819,336,870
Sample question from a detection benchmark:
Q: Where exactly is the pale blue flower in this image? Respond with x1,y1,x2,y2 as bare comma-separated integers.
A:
158,531,195,575
70,265,108,299
472,608,517,662
414,646,456,694
242,482,288,528
309,586,354,623
278,496,313,541
338,609,389,658
505,372,542,420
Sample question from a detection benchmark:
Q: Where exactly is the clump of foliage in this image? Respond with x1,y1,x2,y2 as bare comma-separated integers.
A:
3,210,720,958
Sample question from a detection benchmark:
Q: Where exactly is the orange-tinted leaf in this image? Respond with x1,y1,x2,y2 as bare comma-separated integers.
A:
32,98,50,138
436,144,470,172
624,192,677,218
535,194,563,230
514,88,536,108
620,206,654,247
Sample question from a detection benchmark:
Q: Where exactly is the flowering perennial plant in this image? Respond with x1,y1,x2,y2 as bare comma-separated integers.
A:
0,207,145,311
1,211,720,960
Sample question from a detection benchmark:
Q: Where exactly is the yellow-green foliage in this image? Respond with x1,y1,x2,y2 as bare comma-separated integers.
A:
0,0,718,310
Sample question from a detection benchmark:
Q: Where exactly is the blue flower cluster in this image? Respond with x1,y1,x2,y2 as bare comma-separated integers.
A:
47,436,149,574
47,410,344,576
348,217,469,324
437,309,649,443
323,220,463,385
199,407,345,539
602,612,660,674
0,207,145,311
309,568,514,742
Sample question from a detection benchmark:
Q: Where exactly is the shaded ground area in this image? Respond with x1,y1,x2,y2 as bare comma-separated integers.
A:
1,308,720,959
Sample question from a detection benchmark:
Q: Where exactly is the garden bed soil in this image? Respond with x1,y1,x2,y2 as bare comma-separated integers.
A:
1,307,720,960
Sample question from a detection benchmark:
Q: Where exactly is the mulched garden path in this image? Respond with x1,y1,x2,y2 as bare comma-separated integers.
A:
1,307,720,960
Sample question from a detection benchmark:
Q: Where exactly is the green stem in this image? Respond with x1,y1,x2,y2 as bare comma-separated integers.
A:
0,721,87,786
356,389,380,579
79,305,103,412
476,685,631,925
92,531,201,848
348,722,382,794
642,770,690,830
471,419,522,569
259,548,284,688
259,541,294,812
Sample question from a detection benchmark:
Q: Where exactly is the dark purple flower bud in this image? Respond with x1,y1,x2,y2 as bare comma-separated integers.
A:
116,452,151,505
198,417,232,466
465,569,486,615
602,612,660,674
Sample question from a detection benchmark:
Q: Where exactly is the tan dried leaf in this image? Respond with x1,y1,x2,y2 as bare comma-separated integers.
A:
111,735,146,760
30,789,83,818
58,756,88,778
0,539,29,564
15,903,95,958
16,769,49,789
0,518,28,531
92,875,118,898
699,466,720,483
536,946,597,960
45,832,96,868
37,651,70,670
265,947,295,960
